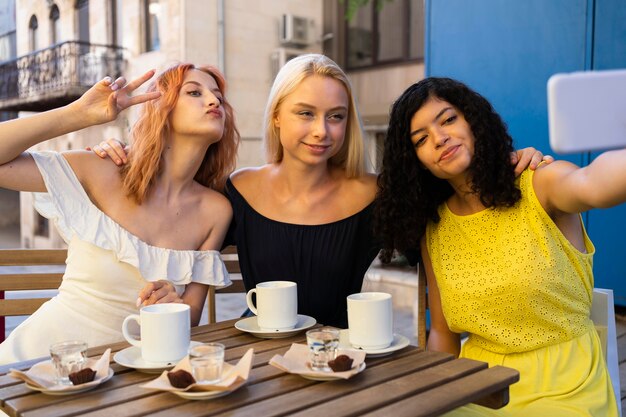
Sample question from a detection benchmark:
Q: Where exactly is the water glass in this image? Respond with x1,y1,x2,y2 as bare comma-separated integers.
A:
49,340,88,385
189,343,225,384
306,327,339,372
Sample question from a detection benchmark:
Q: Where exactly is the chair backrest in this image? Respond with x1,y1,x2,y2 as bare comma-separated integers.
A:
362,259,427,348
0,246,245,342
417,263,428,348
0,249,67,343
591,288,621,416
206,245,246,323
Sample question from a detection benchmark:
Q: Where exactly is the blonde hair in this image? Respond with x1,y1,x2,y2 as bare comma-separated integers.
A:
121,63,240,203
263,54,365,177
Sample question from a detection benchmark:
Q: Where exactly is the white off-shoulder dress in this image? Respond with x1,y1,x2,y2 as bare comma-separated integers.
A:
0,152,230,365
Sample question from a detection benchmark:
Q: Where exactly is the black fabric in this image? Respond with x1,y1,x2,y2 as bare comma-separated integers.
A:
225,178,381,328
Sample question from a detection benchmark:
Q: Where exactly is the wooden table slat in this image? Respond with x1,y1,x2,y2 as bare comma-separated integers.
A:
6,371,156,417
285,357,486,417
85,371,318,417
361,365,521,417
220,350,450,417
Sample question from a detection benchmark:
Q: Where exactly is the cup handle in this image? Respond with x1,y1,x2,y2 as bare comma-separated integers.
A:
122,314,141,347
245,289,258,315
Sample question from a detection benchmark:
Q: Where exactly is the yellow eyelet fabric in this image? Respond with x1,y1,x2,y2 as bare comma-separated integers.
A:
427,169,594,353
427,169,618,416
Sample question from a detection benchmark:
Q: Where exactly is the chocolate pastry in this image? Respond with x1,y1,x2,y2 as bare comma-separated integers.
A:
68,368,97,385
328,354,354,372
167,369,196,388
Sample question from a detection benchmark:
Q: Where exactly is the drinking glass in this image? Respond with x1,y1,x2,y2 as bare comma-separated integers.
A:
306,327,339,372
189,343,225,384
49,340,88,385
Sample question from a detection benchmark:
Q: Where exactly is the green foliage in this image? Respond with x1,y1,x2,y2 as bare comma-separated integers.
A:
340,0,395,21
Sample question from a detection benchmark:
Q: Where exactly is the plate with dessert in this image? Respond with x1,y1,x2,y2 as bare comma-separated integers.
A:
171,387,235,400
25,367,114,395
140,348,254,400
162,369,242,400
269,344,367,381
301,360,366,381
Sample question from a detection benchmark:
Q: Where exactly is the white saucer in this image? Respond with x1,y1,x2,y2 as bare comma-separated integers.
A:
300,362,366,381
235,314,316,339
113,341,202,373
25,368,114,395
171,388,233,400
339,330,410,357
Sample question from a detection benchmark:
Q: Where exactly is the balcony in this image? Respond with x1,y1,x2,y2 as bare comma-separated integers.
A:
0,41,126,112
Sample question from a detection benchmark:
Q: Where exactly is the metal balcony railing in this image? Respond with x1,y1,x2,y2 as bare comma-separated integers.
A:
0,41,126,112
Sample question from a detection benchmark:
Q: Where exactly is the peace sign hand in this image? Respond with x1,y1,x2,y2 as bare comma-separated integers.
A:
69,70,162,126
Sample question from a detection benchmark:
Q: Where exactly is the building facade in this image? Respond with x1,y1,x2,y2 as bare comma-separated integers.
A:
0,0,424,248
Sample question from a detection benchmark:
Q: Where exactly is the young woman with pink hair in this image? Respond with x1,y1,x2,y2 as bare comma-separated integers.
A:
0,63,239,363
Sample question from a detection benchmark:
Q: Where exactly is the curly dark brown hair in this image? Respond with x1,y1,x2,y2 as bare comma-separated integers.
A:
374,77,521,263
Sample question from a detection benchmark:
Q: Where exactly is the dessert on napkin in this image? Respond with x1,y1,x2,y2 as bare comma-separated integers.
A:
269,343,366,379
141,348,254,393
9,349,112,390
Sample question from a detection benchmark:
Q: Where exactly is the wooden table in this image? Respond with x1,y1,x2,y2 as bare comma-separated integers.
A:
0,319,519,417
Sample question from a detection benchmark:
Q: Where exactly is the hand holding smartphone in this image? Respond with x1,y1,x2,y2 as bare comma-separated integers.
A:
547,69,626,154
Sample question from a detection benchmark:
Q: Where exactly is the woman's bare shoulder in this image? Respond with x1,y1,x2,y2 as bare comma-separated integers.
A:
196,184,232,208
230,164,274,195
230,165,271,182
193,185,233,225
62,150,122,189
338,171,378,200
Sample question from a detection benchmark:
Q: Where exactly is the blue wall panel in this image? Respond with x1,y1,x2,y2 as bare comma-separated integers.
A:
585,1,626,303
426,0,588,166
593,0,626,70
426,0,626,302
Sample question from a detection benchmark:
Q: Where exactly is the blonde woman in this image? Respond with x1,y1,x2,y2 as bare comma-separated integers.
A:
0,63,238,363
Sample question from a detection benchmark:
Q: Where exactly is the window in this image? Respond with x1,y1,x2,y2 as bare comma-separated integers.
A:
144,0,161,52
76,0,89,43
345,0,424,69
28,15,38,52
110,0,123,45
49,4,61,44
0,30,17,61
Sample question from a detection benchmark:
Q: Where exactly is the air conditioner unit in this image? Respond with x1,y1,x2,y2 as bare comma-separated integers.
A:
270,47,302,81
279,14,312,47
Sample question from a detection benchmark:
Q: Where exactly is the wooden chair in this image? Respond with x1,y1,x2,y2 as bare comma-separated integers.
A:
363,259,428,348
206,245,246,324
0,249,67,343
417,263,428,348
0,246,245,342
591,288,621,416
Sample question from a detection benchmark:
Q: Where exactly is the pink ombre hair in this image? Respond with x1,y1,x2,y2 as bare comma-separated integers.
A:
121,63,239,203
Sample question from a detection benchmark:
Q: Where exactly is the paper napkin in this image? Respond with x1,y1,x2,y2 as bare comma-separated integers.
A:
9,348,111,390
269,343,366,379
141,348,254,392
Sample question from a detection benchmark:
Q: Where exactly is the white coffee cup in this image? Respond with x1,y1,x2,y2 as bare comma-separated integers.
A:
347,292,393,350
122,303,190,363
246,281,298,330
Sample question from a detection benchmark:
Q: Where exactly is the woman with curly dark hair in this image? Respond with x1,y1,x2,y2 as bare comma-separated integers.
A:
375,77,620,415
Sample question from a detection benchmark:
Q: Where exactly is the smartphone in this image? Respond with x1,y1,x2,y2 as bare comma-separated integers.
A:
547,69,626,154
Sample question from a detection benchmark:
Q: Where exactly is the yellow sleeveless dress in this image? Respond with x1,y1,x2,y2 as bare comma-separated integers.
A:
426,169,618,416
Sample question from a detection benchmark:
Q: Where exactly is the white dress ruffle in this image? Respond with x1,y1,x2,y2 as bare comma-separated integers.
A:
0,151,230,364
